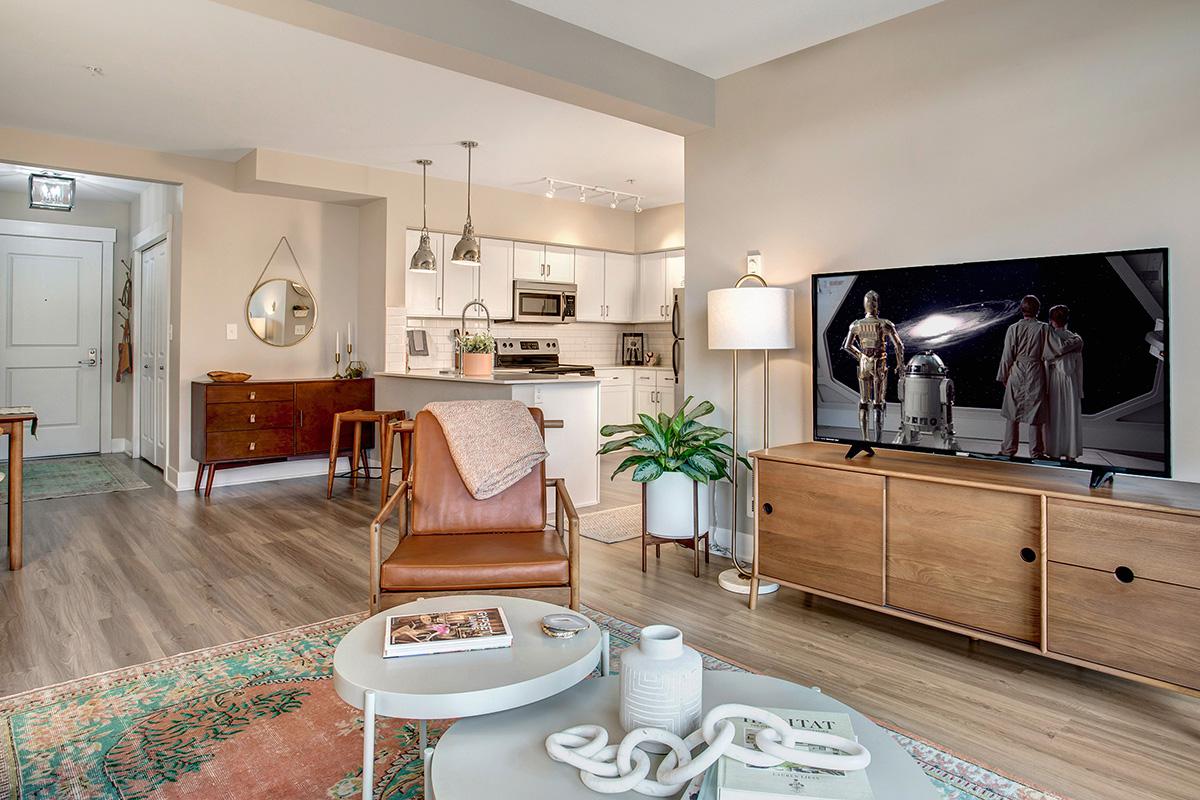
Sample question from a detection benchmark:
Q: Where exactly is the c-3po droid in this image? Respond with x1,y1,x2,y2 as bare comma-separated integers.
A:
841,290,905,441
893,351,961,450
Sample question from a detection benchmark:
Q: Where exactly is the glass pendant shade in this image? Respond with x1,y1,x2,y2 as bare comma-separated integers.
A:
450,141,482,267
409,158,438,272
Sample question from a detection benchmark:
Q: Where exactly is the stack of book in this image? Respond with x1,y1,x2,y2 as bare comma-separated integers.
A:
694,709,874,800
383,606,512,658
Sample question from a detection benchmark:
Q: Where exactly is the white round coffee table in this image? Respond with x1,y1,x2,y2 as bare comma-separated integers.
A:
334,595,604,798
432,672,938,799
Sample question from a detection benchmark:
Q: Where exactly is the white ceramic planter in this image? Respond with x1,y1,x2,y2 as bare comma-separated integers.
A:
618,625,703,753
645,471,711,539
461,352,493,376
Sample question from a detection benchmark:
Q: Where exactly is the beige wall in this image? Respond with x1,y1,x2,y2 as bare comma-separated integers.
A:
685,0,1200,543
0,190,135,443
634,203,684,252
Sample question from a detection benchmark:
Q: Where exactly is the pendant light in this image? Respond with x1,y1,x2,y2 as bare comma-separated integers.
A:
409,159,437,272
450,140,481,267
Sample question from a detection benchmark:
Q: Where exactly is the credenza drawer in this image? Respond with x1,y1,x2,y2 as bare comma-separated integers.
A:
205,401,294,432
205,428,294,461
1047,561,1200,689
757,460,884,604
206,383,294,404
1048,498,1200,589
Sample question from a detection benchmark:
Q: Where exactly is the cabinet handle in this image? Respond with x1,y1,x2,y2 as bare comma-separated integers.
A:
437,297,442,311
1114,565,1136,584
1019,547,1036,563
248,441,256,451
249,391,256,400
299,410,304,427
249,414,256,423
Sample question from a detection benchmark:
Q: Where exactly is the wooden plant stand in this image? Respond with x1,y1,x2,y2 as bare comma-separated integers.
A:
641,480,710,577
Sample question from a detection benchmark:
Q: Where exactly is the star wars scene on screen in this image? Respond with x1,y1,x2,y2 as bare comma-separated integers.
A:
812,248,1169,479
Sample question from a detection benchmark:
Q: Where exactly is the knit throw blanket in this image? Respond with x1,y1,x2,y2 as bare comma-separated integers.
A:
425,400,548,500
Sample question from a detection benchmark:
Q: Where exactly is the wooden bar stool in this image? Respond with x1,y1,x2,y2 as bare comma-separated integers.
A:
327,409,406,501
378,418,414,508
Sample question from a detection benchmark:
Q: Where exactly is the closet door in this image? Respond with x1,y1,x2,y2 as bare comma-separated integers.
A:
138,239,169,468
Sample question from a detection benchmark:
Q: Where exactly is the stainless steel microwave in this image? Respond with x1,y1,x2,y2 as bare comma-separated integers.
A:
512,280,577,323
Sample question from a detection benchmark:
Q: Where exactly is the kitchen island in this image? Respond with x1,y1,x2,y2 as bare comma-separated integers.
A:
376,370,601,509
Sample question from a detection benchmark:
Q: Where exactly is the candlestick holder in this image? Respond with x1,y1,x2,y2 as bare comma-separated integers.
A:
333,350,343,379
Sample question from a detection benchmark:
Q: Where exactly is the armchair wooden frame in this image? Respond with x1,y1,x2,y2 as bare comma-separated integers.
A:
368,420,580,614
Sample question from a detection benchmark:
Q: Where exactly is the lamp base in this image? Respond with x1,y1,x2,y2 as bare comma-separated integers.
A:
717,568,779,596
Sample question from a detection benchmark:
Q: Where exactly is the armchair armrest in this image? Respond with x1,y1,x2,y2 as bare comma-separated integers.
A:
547,478,580,610
369,480,409,614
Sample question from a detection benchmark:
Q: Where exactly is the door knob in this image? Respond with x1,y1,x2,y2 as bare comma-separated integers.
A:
79,347,98,367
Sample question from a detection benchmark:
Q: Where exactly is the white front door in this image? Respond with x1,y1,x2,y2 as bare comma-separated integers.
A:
139,238,168,468
0,234,104,457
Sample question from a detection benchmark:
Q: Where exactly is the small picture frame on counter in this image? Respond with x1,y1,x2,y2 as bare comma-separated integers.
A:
621,333,645,366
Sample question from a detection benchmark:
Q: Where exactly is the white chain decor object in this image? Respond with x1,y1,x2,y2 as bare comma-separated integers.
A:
545,703,871,796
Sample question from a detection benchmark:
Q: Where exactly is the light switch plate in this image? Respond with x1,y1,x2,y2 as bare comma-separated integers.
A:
226,323,237,340
746,250,763,275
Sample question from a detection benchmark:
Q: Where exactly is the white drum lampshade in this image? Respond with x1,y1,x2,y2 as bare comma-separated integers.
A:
707,286,796,351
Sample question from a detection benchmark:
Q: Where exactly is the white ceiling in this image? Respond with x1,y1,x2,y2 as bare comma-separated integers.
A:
0,163,153,203
510,0,944,78
0,0,684,206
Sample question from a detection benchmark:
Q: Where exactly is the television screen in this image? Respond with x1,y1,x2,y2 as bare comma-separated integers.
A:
812,248,1169,479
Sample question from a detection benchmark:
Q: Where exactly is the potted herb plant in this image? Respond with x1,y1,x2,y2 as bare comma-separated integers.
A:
598,397,751,539
458,331,496,377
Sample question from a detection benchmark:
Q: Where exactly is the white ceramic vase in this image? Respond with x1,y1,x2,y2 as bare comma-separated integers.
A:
619,625,703,753
645,471,711,540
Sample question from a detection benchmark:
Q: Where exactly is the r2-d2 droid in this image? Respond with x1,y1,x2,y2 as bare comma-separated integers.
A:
894,351,960,450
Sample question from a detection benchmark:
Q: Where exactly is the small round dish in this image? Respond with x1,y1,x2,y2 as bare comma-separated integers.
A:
540,613,589,639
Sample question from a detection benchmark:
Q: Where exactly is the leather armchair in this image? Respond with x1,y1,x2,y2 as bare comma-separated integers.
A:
369,407,580,613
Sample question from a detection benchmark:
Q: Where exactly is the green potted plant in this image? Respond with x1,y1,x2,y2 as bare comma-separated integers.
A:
598,396,751,539
458,331,495,377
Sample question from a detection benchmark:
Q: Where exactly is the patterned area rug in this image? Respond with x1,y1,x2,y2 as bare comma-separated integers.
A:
0,609,1069,799
579,504,642,543
0,456,149,504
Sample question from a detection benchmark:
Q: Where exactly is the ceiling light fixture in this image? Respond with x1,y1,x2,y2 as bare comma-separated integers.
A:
542,177,643,213
409,159,437,272
29,174,75,211
450,141,481,267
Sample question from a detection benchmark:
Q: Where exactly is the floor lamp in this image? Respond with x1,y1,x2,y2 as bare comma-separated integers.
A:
707,274,795,595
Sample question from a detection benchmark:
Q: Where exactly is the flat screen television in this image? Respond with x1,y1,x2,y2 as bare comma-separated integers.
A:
811,248,1169,486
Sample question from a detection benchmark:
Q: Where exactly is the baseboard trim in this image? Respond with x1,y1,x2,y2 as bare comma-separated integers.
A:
109,437,131,455
175,457,355,493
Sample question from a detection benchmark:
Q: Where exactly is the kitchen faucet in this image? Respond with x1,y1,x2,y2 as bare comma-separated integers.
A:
455,300,492,373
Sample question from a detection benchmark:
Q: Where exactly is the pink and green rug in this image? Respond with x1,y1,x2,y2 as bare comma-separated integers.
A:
0,608,1067,799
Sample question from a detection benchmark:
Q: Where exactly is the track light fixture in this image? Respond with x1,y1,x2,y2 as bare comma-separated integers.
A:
542,177,643,212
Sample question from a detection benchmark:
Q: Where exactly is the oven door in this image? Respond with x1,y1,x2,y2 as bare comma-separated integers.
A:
513,288,566,322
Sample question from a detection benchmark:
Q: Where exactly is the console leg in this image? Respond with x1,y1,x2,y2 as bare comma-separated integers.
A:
844,443,876,460
1089,468,1116,489
601,629,611,676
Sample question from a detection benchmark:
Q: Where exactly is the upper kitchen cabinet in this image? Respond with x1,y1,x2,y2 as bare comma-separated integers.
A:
604,252,637,322
477,238,514,320
666,250,685,290
638,252,668,321
404,230,444,316
441,241,477,319
574,248,606,322
513,242,575,282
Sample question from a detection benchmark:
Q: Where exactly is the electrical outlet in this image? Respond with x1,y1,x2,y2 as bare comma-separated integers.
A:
746,250,763,275
226,323,237,340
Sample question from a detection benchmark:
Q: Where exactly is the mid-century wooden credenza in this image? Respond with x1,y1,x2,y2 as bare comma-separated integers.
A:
749,442,1200,695
191,378,374,495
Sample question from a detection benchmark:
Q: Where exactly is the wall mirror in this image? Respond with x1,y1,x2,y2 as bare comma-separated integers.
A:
246,235,317,347
246,279,316,346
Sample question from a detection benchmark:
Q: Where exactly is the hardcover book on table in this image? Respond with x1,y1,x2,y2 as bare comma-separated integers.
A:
383,607,512,658
713,708,874,800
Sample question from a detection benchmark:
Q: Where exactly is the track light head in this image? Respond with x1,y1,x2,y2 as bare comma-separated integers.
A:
544,179,555,198
609,193,618,209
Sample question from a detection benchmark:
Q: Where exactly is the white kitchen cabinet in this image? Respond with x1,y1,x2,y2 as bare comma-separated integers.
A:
441,251,477,319
634,384,658,419
513,241,546,280
666,250,685,290
657,371,678,416
604,252,637,322
574,249,606,322
404,230,445,316
478,238,513,320
638,252,668,322
545,245,575,282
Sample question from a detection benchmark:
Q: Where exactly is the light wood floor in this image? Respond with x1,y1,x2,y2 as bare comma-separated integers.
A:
2,456,1197,799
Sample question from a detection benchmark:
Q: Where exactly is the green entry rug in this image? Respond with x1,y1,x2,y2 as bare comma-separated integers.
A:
0,455,149,504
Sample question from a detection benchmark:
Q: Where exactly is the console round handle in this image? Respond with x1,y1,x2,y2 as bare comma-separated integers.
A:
762,502,773,515
1019,547,1037,563
1114,565,1135,584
